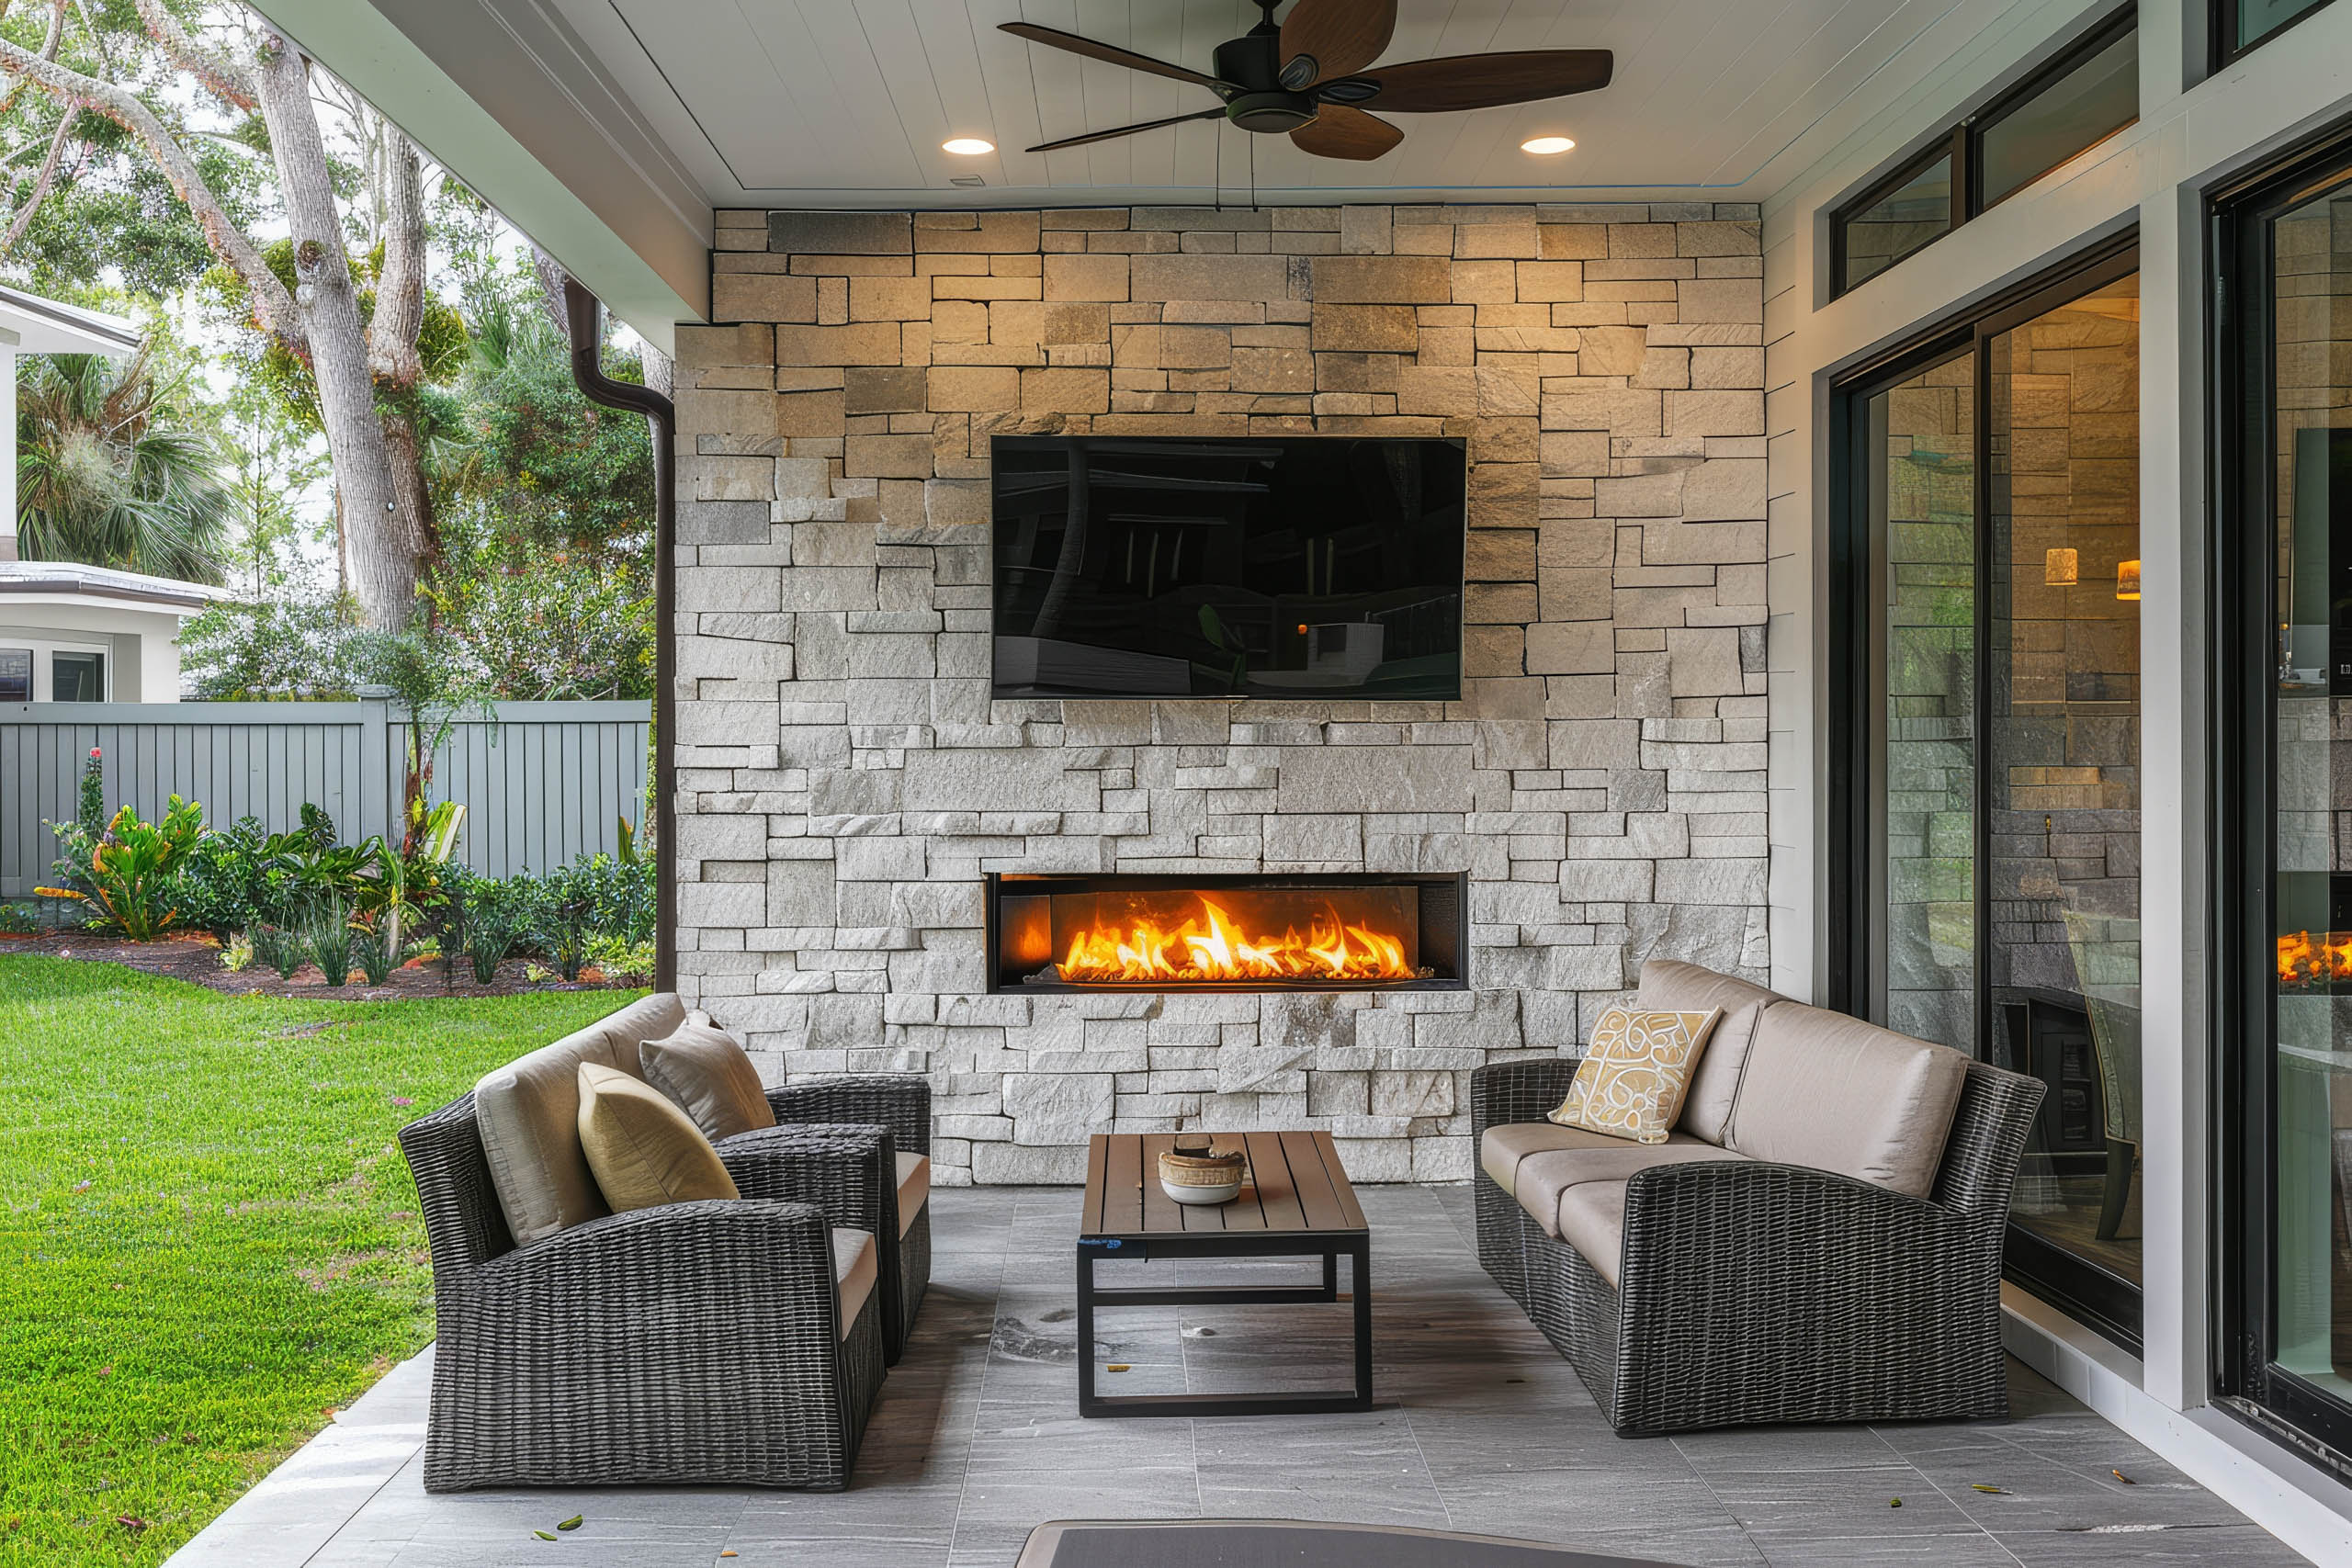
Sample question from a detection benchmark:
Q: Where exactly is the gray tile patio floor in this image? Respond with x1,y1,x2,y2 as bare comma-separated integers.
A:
166,1185,2312,1568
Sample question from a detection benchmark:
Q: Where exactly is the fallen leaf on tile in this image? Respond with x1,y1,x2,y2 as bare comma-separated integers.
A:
1971,1483,2007,1494
2111,1469,2135,1484
721,1553,739,1560
558,1516,583,1531
1889,1498,1902,1508
534,1530,557,1540
1106,1363,1130,1371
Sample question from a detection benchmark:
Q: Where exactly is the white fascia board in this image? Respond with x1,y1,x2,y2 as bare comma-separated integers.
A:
247,0,710,349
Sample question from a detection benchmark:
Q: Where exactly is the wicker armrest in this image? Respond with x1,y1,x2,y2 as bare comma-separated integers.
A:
1470,1058,1580,1141
718,1122,894,1239
1615,1159,1984,1318
459,1198,841,1329
765,1075,930,1156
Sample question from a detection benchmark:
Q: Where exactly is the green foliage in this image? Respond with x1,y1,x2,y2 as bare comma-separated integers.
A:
76,745,105,838
297,894,356,988
0,956,640,1565
584,933,656,985
0,901,40,936
246,919,306,982
38,797,205,941
442,869,532,986
178,595,367,699
15,348,235,583
424,555,652,701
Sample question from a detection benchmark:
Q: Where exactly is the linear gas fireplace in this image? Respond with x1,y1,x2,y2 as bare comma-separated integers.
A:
983,872,1468,995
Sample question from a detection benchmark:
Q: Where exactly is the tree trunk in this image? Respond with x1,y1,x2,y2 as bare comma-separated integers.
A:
253,37,420,629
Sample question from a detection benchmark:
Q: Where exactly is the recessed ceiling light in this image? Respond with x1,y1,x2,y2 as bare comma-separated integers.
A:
1521,135,1576,155
943,137,996,155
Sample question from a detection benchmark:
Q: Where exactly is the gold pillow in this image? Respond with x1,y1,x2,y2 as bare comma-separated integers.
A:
576,1062,741,1213
1549,1007,1725,1145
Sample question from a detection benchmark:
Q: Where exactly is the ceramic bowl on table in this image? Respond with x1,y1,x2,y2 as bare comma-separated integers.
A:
1159,1145,1248,1205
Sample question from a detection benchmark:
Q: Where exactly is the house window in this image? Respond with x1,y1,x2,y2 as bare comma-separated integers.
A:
51,650,104,702
0,649,28,703
1830,8,2137,298
2219,0,2339,59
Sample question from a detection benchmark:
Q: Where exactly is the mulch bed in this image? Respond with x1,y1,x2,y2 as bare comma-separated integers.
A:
0,930,636,1000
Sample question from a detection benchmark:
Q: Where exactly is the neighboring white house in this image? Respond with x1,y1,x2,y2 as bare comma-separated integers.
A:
0,284,221,704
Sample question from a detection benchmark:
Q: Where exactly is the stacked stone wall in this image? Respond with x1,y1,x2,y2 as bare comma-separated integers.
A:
673,202,1769,1184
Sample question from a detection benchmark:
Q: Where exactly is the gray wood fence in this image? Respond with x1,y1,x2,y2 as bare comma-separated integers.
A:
0,697,650,898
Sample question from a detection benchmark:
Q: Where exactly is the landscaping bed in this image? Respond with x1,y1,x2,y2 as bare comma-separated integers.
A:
0,929,637,1000
0,955,644,1566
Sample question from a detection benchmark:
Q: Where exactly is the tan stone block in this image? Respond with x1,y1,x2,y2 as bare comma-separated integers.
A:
1539,431,1611,476
1575,325,1647,378
915,209,1043,253
933,274,1042,301
1473,416,1538,465
917,254,990,277
776,388,847,437
817,275,850,324
1679,457,1767,521
1044,302,1111,343
1476,367,1540,417
786,254,916,276
1312,254,1452,303
774,367,845,392
1476,326,1582,355
1169,368,1230,391
1632,347,1691,389
1470,462,1540,526
1466,528,1537,581
1023,367,1111,414
1678,220,1760,257
1540,566,1611,621
1130,254,1290,302
988,299,1046,348
850,276,930,321
1665,389,1763,437
1587,279,1679,303
1450,258,1517,303
1112,322,1162,367
674,322,774,372
1034,254,1126,309
1553,301,1631,327
1676,278,1762,323
1396,365,1476,415
1465,582,1539,623
1690,346,1763,389
933,299,989,344
1464,623,1527,677
674,387,777,437
712,272,820,323
843,434,935,479
1311,392,1385,415
925,478,990,527
1454,217,1541,259
1316,352,1400,392
1514,261,1585,303
1539,518,1613,567
1393,223,1453,254
927,366,1021,412
775,322,902,366
1542,387,1661,435
1340,206,1392,254
1607,223,1678,259
1525,621,1615,675
1539,223,1609,260
1311,303,1416,353
1161,325,1232,369
1230,346,1313,393
1417,328,1476,367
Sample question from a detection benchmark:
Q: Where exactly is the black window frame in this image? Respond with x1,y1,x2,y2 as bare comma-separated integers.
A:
1827,230,2146,1349
1829,6,2138,299
2212,0,2343,66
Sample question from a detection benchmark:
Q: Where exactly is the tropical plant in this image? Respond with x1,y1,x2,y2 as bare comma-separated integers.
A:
37,795,205,940
0,901,40,936
443,869,530,986
584,932,656,986
296,893,356,987
247,918,307,981
15,348,233,582
528,864,597,983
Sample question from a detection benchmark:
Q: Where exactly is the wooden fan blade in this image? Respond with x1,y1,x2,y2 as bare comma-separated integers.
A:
1000,23,1233,93
1358,50,1613,112
1278,0,1396,87
1026,107,1227,154
1291,105,1403,162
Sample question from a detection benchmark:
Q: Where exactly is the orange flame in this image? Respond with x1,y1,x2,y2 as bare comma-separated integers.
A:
1058,894,1413,985
2278,930,2352,988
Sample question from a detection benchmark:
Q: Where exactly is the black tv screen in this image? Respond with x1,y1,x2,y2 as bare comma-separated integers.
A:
990,435,1466,700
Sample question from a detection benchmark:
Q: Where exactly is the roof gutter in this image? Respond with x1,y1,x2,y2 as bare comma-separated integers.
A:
563,277,677,993
0,574,219,610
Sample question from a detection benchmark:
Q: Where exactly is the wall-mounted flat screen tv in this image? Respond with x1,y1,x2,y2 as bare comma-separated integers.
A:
991,435,1466,701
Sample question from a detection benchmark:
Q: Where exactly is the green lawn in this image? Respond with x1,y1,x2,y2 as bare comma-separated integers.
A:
0,955,642,1567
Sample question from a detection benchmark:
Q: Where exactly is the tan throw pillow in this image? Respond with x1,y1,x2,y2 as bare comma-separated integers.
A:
576,1062,741,1213
1549,1007,1725,1145
639,1022,776,1143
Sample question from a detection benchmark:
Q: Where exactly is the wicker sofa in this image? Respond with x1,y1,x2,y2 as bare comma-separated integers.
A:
399,993,931,1490
1472,961,2045,1436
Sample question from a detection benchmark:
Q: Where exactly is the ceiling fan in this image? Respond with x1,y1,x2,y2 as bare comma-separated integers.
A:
1001,0,1612,162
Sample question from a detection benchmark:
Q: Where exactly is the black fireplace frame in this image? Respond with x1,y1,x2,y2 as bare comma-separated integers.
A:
981,870,1471,995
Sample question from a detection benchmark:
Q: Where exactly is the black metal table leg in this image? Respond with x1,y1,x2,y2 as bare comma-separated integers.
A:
1351,1237,1373,1406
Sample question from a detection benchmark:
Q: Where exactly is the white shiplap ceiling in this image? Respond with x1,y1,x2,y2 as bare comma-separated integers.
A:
548,0,2030,208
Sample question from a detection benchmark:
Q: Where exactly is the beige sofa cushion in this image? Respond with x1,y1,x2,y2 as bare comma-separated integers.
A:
1636,959,1785,1144
896,1151,930,1239
1480,1122,1635,1196
1549,1007,1723,1144
832,1228,877,1340
1514,1138,1750,1239
1555,1180,1631,1288
473,992,686,1245
1725,1001,1970,1200
640,1021,777,1143
576,1063,741,1213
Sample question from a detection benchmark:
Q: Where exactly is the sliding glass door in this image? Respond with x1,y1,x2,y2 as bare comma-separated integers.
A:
2217,130,2352,1461
1837,245,2143,1344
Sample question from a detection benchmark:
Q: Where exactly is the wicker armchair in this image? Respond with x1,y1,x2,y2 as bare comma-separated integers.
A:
756,1075,932,1364
400,1093,886,1492
1471,1055,2044,1435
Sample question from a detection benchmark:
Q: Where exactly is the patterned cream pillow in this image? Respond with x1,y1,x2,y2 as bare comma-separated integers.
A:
1548,1007,1726,1145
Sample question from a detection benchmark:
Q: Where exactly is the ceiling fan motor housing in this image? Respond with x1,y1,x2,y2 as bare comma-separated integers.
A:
1214,31,1319,133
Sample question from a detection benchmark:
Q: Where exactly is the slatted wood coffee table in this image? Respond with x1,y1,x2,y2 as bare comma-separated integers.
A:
1076,1130,1372,1418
